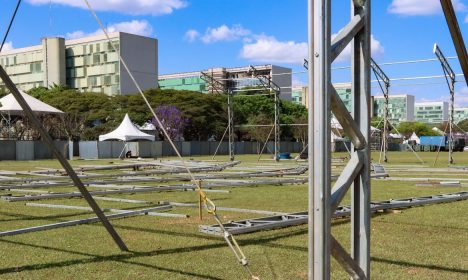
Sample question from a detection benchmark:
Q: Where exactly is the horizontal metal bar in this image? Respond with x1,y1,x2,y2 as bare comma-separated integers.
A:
162,201,287,216
331,13,366,62
1,177,306,202
200,192,468,236
0,205,174,237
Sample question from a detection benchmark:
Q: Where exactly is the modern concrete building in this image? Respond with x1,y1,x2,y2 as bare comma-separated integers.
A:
291,86,307,106
414,101,449,124
374,94,415,123
455,107,468,123
159,64,292,100
0,32,158,95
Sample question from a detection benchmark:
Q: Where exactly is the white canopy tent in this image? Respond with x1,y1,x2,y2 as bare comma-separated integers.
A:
99,114,155,142
409,132,420,144
0,91,63,115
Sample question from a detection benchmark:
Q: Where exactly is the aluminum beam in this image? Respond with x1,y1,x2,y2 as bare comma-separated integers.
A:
200,192,468,236
440,0,468,86
0,205,175,237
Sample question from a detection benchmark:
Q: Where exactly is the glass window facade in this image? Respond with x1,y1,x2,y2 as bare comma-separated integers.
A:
66,39,120,95
0,50,44,92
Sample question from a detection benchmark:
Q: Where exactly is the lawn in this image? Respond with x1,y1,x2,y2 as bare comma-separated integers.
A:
0,151,466,279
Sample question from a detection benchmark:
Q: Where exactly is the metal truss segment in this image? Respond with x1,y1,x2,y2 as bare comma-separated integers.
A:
331,86,366,150
331,236,367,280
330,151,364,212
331,13,366,62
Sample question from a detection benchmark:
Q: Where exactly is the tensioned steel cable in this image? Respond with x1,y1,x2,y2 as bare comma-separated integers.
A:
81,0,259,279
0,0,22,53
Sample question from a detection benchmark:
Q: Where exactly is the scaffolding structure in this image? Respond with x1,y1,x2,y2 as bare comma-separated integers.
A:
308,0,371,279
248,65,281,161
371,58,390,163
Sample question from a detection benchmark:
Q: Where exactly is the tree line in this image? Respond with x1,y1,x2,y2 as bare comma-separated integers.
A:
1,86,308,142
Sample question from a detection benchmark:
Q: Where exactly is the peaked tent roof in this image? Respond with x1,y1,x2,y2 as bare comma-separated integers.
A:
0,91,63,115
99,114,155,142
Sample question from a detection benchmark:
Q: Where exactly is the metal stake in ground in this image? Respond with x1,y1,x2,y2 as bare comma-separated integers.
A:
0,65,128,252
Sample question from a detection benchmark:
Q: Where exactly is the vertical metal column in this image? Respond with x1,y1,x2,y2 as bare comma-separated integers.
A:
371,58,390,163
310,0,332,278
434,44,456,165
274,89,280,161
449,78,455,164
309,0,370,279
227,90,235,161
351,0,371,277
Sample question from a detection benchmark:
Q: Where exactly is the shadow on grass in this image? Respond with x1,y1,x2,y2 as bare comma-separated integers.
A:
0,227,310,277
371,256,468,274
0,239,225,280
0,210,92,222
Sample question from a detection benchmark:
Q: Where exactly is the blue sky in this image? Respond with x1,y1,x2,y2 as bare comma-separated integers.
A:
1,0,468,106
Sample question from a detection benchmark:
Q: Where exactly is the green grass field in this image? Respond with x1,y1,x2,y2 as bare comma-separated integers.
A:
0,151,466,279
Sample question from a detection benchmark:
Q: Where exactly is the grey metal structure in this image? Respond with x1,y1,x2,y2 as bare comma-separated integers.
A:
434,44,456,164
308,0,371,278
440,0,468,86
371,58,390,163
0,65,128,252
199,191,468,236
201,72,235,161
249,65,281,161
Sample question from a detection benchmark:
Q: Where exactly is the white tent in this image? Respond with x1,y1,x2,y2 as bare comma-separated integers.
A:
409,132,420,144
99,114,155,142
0,91,63,115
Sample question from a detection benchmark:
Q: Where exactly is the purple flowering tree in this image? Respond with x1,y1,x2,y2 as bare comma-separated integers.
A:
152,105,188,141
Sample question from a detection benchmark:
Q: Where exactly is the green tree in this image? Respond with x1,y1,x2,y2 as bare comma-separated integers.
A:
396,122,438,138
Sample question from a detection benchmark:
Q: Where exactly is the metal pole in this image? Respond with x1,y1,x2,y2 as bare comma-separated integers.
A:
351,1,371,277
228,90,235,161
274,89,280,161
310,0,332,278
449,78,454,164
307,0,315,277
0,65,128,252
383,85,389,163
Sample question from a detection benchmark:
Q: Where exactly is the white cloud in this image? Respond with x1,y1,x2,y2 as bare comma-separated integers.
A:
201,25,251,43
0,42,14,52
465,14,468,22
456,86,468,107
388,0,466,16
27,0,187,16
184,29,200,42
240,35,308,64
66,20,153,39
333,34,385,63
241,34,384,64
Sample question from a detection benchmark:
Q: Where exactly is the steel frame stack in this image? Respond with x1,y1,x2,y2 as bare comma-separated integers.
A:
434,44,456,165
308,0,371,278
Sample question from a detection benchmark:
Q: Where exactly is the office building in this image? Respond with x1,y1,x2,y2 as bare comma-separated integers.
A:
414,101,449,124
374,94,415,123
455,107,468,123
159,65,292,100
0,32,158,95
